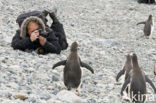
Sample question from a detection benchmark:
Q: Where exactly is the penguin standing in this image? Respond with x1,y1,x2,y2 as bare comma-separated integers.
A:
116,53,132,82
52,42,94,91
116,53,133,93
120,53,156,102
137,15,154,39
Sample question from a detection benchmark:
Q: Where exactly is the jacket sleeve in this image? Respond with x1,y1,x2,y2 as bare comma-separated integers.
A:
42,30,61,54
11,30,32,51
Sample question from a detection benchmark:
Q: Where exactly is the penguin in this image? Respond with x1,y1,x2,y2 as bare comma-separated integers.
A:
138,0,155,4
52,42,94,91
116,53,133,94
137,15,154,39
121,53,156,102
154,64,156,75
116,53,132,82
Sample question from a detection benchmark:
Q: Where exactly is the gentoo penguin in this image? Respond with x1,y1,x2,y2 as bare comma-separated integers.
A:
116,53,132,82
138,0,155,4
137,15,154,39
52,42,94,90
121,53,156,102
116,53,133,93
154,64,156,75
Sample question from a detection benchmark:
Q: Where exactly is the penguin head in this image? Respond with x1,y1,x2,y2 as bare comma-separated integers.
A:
131,53,137,61
149,15,152,20
124,53,131,61
71,41,78,52
130,53,140,68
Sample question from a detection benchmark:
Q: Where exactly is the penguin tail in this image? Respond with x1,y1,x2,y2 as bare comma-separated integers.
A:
67,87,71,90
67,83,73,90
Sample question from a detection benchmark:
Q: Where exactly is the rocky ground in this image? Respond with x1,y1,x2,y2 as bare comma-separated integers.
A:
0,0,156,103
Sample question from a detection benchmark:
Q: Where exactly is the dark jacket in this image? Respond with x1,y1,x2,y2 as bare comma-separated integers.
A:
11,16,61,54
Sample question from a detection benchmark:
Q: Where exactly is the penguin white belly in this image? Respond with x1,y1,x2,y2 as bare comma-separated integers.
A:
150,20,154,37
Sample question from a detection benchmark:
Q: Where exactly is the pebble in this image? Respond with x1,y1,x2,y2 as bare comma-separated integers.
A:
0,0,156,102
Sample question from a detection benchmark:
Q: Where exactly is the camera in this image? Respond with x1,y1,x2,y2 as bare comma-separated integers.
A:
37,28,48,37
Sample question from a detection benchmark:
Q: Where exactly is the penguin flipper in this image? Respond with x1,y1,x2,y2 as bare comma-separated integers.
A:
116,68,125,82
145,75,156,93
80,62,94,74
121,76,130,96
52,60,66,69
154,64,156,75
137,21,146,25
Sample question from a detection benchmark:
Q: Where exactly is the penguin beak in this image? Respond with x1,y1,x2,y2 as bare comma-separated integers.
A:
124,52,130,56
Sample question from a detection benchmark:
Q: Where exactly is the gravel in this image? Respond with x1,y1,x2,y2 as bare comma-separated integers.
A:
0,0,156,102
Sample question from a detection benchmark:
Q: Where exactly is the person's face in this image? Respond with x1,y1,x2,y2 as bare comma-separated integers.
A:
27,22,39,36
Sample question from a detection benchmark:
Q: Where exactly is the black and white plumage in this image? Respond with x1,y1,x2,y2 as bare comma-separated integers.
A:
137,15,154,38
52,42,94,90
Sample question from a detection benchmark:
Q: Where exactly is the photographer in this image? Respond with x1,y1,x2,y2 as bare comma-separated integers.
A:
12,10,67,54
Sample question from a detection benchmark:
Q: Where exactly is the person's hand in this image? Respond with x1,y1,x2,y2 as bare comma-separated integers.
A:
30,30,39,42
39,36,46,46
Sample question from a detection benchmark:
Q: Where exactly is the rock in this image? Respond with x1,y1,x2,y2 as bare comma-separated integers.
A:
52,89,59,95
0,0,156,102
14,94,28,100
88,99,96,103
7,65,22,74
3,37,12,43
56,90,86,103
47,99,63,103
52,75,59,81
27,97,36,103
35,73,48,79
40,93,51,101
5,92,12,99
7,82,19,89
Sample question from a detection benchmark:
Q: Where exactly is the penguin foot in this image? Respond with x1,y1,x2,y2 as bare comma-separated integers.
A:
145,36,156,39
145,36,150,39
76,89,81,94
121,95,131,102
